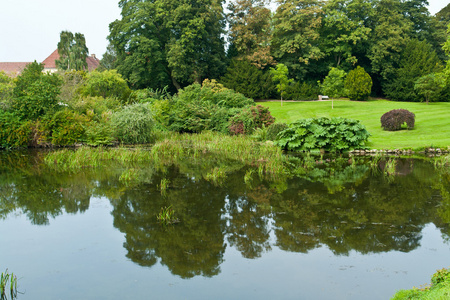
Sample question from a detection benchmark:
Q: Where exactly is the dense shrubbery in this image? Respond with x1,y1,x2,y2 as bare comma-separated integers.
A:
80,70,131,103
220,58,275,100
345,66,372,101
275,117,370,151
0,111,31,148
111,103,154,144
380,109,415,131
285,81,321,101
44,110,88,145
266,123,288,141
228,105,275,135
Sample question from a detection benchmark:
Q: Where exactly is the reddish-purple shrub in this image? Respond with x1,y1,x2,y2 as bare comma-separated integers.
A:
229,105,275,135
380,109,415,131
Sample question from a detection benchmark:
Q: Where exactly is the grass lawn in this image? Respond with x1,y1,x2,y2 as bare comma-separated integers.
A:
262,99,450,150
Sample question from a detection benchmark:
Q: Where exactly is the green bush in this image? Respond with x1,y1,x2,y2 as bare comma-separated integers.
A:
0,71,14,110
275,117,370,152
12,62,63,120
84,118,115,146
44,110,88,146
220,58,276,100
70,95,121,119
0,111,31,148
345,66,372,101
80,70,131,103
111,103,154,144
59,70,87,104
164,80,254,133
285,81,321,101
228,105,275,135
380,109,415,131
266,123,288,141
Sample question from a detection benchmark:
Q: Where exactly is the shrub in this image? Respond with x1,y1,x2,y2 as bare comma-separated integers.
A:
84,118,115,146
220,58,275,100
44,110,88,146
275,117,370,152
228,105,275,135
80,70,131,103
345,66,372,101
111,103,154,144
0,111,31,148
266,123,288,141
0,71,14,109
59,70,87,104
284,81,320,101
380,109,415,131
12,62,63,120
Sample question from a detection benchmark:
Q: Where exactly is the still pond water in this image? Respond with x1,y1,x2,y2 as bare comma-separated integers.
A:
0,150,449,300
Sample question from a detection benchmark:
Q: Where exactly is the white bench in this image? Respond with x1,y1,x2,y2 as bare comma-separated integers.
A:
318,95,329,100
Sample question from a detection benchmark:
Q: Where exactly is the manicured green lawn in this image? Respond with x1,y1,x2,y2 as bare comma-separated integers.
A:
262,99,450,150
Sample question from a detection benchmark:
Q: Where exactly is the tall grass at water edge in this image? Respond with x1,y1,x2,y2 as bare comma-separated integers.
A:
44,131,289,177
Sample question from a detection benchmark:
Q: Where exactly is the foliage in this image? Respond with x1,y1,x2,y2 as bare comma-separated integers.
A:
320,67,347,100
0,71,14,109
414,73,446,104
380,109,415,131
165,80,253,133
266,122,288,141
275,117,370,151
345,66,372,101
368,0,412,83
271,0,324,80
58,70,86,104
220,58,275,99
44,109,88,145
55,31,89,71
384,39,442,102
108,0,226,90
0,111,31,149
391,267,450,300
270,63,293,101
228,105,275,135
227,0,274,68
111,103,154,144
80,70,131,103
12,62,63,120
284,81,321,101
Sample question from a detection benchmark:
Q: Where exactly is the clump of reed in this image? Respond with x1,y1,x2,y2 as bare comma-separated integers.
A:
1,269,18,299
159,178,170,195
205,167,227,186
156,205,179,225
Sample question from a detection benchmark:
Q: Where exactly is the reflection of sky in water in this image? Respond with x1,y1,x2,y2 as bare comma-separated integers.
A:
1,196,448,300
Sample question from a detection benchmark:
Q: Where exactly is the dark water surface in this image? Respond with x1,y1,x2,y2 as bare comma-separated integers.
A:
0,150,449,300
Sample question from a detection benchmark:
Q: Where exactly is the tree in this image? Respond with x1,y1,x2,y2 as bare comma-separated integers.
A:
321,0,372,68
320,67,346,108
220,58,275,99
0,71,14,109
383,39,442,102
99,44,118,71
108,0,226,91
227,0,274,68
56,31,89,71
344,66,372,101
414,73,446,104
271,0,325,80
270,63,293,105
368,0,412,84
11,62,63,120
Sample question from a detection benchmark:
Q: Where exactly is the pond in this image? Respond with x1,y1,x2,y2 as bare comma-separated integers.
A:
0,150,449,300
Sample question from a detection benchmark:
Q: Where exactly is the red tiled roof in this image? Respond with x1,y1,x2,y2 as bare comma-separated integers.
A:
0,62,31,76
42,49,100,71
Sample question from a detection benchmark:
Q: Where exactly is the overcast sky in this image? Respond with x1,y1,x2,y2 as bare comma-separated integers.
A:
0,0,448,62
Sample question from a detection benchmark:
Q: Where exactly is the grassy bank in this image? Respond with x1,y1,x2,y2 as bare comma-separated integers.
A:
263,100,450,150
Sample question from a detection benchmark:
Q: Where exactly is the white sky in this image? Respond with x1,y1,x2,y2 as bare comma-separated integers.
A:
0,0,449,62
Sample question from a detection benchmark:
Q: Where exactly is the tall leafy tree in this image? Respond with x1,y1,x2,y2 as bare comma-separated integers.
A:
368,0,412,85
320,67,346,108
227,0,274,68
270,63,293,105
320,0,372,69
56,31,88,71
108,0,226,91
384,39,442,102
271,0,325,80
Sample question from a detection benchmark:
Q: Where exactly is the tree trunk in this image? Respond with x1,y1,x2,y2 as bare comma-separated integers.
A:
171,75,181,91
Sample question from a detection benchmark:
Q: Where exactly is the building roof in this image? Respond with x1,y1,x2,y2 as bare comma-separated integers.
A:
42,49,100,71
0,62,31,76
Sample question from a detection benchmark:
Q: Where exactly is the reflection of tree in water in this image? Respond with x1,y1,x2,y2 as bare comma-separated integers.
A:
0,151,92,225
272,159,444,255
111,169,227,278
